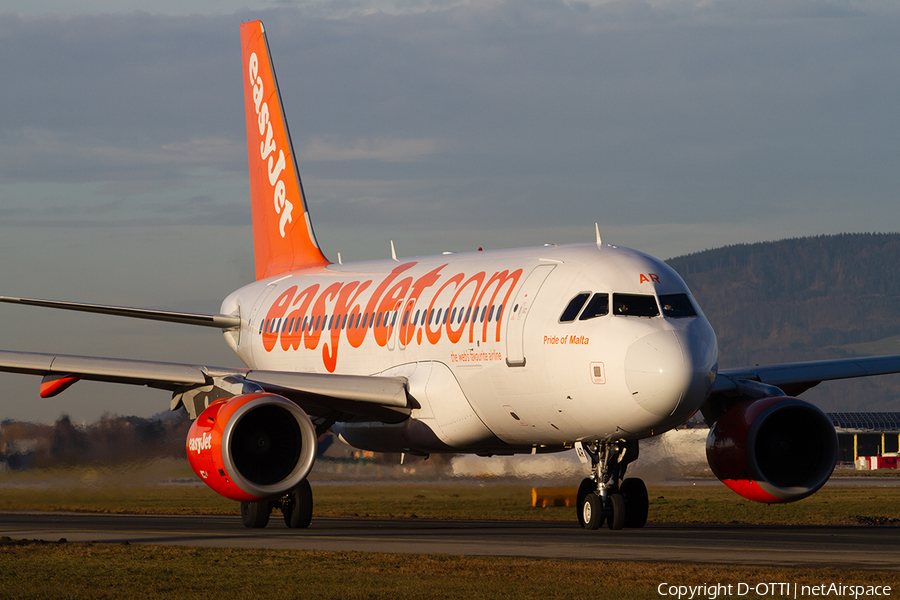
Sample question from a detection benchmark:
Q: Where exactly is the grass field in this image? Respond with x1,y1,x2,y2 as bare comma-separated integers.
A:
1,462,899,526
1,541,898,600
2,463,900,598
843,333,900,356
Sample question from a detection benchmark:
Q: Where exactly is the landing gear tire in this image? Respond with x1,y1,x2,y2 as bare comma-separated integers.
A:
606,493,625,530
581,493,604,530
576,478,596,528
283,479,313,529
241,500,271,528
620,478,648,529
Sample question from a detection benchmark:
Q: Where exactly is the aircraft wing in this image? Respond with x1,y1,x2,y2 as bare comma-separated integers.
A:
0,349,411,423
704,354,900,423
713,354,900,396
0,296,241,329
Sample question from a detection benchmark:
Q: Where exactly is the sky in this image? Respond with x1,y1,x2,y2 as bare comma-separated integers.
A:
0,0,899,423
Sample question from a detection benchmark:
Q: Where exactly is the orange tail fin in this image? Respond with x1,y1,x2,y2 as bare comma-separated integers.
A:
241,21,330,280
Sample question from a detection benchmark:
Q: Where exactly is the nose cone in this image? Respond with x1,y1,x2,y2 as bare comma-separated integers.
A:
624,330,716,417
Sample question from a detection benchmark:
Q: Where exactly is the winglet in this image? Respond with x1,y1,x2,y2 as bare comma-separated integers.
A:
595,223,602,247
241,21,330,280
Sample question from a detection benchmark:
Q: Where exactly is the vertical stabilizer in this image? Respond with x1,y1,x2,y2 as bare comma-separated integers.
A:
241,21,330,280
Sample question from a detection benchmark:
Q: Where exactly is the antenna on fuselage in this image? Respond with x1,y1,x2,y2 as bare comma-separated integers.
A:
390,240,398,261
595,223,602,247
337,252,343,265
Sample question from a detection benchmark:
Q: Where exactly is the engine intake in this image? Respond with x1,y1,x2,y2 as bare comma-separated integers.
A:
706,396,837,503
186,393,317,501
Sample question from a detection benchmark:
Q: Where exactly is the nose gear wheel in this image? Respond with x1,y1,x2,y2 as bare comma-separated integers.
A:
575,440,647,531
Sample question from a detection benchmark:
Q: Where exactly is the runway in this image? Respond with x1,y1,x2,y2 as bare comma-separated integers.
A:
2,512,898,570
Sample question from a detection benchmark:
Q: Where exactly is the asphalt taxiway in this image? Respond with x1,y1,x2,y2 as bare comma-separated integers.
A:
1,512,898,570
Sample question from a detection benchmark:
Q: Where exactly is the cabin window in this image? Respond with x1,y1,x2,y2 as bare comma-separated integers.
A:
579,293,609,320
559,293,590,322
659,293,698,318
488,305,495,322
497,304,503,320
613,294,659,318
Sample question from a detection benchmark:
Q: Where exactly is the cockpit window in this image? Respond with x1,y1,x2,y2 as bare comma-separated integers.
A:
559,292,590,322
613,293,659,317
659,293,697,318
578,293,609,320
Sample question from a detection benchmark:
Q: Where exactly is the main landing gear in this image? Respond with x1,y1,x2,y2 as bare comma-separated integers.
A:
575,441,648,531
240,479,313,529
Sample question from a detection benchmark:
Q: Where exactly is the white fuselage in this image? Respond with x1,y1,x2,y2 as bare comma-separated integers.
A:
220,243,718,455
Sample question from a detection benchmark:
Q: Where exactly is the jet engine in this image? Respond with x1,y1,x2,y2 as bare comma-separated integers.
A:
706,396,838,503
186,392,317,501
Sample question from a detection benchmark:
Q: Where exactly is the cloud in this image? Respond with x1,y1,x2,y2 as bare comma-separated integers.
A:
1,2,900,422
0,129,242,183
297,136,440,162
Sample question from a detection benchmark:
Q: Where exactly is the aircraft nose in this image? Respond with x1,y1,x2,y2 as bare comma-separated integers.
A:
624,330,715,417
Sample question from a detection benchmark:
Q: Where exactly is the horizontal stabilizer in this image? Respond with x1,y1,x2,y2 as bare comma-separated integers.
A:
0,296,241,329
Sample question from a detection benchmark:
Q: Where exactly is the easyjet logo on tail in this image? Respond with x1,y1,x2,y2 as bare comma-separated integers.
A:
248,52,292,238
241,20,329,279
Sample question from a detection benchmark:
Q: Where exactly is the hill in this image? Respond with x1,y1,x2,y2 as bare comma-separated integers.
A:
667,233,900,412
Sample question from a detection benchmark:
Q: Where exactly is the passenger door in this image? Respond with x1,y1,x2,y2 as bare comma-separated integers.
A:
505,264,555,367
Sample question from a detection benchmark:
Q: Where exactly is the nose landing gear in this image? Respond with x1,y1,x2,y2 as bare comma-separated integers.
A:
575,440,648,530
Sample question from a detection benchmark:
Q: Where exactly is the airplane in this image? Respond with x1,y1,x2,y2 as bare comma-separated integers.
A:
2,19,900,531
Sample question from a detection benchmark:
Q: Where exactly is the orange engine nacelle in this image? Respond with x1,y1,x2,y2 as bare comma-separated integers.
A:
706,396,838,503
186,393,317,502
